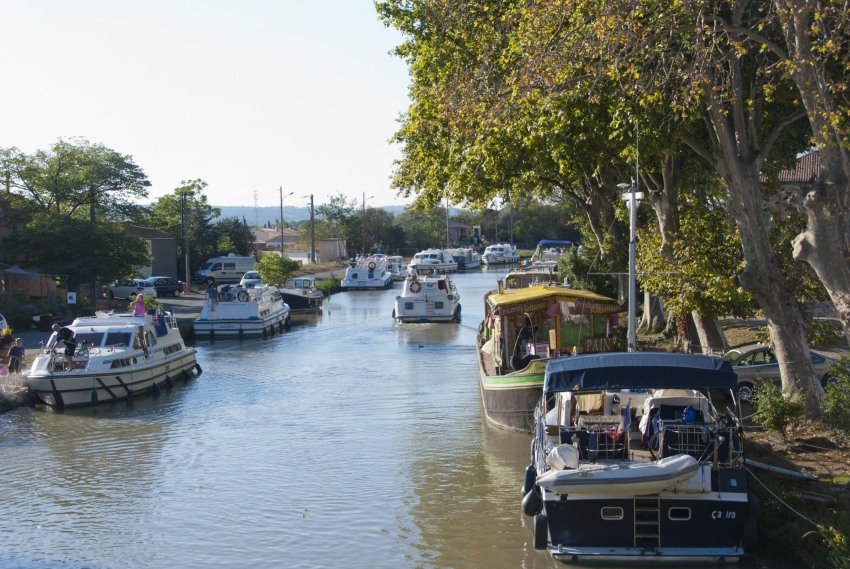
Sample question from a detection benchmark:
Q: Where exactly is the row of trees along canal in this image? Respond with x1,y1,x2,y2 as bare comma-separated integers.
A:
0,138,578,316
376,0,850,420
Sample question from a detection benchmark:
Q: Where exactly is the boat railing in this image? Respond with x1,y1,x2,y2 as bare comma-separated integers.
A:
651,420,744,467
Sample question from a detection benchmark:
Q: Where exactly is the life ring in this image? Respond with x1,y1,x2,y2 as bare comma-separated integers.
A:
368,261,377,270
409,281,422,294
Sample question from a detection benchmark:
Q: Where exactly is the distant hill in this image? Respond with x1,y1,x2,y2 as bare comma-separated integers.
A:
215,205,410,226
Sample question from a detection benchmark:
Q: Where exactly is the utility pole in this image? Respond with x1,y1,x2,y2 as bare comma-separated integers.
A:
279,187,293,253
182,192,190,285
619,180,643,352
309,194,315,263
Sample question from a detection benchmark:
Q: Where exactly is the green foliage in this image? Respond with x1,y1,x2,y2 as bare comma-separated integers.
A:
823,356,850,447
255,253,300,288
752,379,806,439
0,292,35,331
807,320,844,348
557,245,617,298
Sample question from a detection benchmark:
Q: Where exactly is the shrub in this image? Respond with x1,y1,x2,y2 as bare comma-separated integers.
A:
823,356,850,447
807,319,844,348
752,378,806,438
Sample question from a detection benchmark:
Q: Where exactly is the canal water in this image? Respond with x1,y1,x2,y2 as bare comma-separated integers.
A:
0,268,774,569
0,268,560,569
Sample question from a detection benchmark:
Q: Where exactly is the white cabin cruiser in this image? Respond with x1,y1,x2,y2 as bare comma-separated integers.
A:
407,248,458,274
193,284,291,338
393,270,461,323
24,310,200,408
481,243,519,265
448,248,481,270
340,255,394,290
385,255,407,281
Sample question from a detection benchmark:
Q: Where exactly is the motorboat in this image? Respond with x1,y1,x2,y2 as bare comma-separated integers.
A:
521,239,572,269
522,352,755,563
385,255,408,281
477,284,621,432
24,310,200,408
279,276,323,312
393,271,461,323
481,243,519,265
407,248,458,274
448,248,481,270
340,255,394,290
193,283,291,338
503,265,563,289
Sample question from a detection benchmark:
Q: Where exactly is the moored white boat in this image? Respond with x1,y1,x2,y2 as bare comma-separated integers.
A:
279,276,323,312
448,248,481,270
193,284,291,338
407,248,458,274
481,243,520,265
393,271,461,323
24,310,200,408
386,255,407,281
340,255,394,290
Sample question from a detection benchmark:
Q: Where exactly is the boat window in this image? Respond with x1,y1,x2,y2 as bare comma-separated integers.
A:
668,508,691,521
75,332,104,347
600,507,624,520
435,302,444,309
404,302,414,309
105,332,131,347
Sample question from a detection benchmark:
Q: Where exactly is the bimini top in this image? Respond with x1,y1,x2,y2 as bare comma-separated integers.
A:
485,285,620,316
544,352,736,394
536,239,573,247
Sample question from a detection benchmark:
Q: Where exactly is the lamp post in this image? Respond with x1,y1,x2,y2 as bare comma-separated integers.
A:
618,180,643,352
279,187,294,253
362,192,373,253
303,194,315,263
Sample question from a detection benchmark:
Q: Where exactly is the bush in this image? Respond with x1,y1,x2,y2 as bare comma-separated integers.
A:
0,292,36,331
823,356,850,447
752,378,806,438
807,319,844,348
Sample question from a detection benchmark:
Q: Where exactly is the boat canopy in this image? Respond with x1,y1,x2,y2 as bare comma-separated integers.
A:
486,285,620,316
544,352,737,394
536,239,573,247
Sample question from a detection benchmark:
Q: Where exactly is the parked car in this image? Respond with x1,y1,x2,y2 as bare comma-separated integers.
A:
239,271,262,288
723,343,834,402
144,276,184,297
108,278,157,300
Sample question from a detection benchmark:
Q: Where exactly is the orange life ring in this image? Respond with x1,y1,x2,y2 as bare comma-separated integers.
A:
368,261,377,270
409,281,422,294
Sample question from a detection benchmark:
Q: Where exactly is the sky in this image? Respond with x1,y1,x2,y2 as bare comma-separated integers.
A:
1,1,412,209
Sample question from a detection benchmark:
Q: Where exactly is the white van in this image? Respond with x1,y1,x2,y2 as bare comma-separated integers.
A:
194,255,256,285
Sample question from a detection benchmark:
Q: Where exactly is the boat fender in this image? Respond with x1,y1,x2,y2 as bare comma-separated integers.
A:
532,514,548,550
391,309,396,319
91,386,98,405
165,376,174,390
194,363,203,375
454,305,462,322
409,281,422,294
522,485,543,517
126,388,134,405
284,316,291,331
152,381,161,397
522,463,537,497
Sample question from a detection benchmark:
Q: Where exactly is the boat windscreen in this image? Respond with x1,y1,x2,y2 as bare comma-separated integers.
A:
105,331,132,347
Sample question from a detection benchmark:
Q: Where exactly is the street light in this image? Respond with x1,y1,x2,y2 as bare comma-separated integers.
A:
303,194,315,263
618,180,643,352
362,192,373,253
280,187,294,253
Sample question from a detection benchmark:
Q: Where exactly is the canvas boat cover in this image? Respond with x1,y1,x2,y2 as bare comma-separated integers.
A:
485,285,620,316
544,351,736,394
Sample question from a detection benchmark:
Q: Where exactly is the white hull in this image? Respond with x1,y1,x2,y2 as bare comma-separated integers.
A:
193,285,290,337
408,249,458,274
393,274,461,323
481,243,520,265
25,311,199,408
341,256,394,290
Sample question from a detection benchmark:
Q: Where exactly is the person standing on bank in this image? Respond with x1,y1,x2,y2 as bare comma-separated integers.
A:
7,338,24,375
130,294,147,316
51,324,77,371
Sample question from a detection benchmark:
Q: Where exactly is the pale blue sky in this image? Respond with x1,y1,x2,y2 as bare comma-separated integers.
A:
1,1,411,209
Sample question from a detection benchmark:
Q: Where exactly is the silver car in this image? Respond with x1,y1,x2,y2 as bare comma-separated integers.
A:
108,278,158,300
723,344,834,402
239,271,262,288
